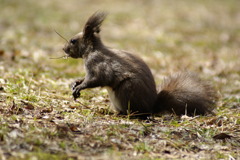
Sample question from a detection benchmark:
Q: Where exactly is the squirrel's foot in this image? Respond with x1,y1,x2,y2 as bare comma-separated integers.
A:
70,79,84,91
72,86,81,100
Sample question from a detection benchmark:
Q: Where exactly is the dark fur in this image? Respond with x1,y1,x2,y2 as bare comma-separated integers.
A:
63,12,218,116
154,72,218,115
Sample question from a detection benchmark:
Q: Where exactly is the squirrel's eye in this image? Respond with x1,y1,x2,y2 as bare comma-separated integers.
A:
70,39,77,44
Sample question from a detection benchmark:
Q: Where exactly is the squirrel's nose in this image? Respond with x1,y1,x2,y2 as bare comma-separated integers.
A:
63,47,70,53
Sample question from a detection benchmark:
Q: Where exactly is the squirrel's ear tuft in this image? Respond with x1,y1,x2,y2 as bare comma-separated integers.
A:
83,11,107,40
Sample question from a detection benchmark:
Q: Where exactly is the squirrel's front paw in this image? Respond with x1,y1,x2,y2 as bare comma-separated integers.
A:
72,86,81,100
70,79,84,91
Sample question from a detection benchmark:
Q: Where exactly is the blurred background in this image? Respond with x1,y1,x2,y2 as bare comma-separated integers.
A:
0,0,240,96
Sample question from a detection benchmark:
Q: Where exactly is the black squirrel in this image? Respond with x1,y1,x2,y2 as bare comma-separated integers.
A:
62,12,218,117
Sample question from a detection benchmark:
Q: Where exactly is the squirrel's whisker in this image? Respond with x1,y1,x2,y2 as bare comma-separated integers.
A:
54,29,69,43
49,55,69,59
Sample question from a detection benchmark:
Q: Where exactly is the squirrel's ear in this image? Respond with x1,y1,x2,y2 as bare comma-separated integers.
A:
83,11,107,41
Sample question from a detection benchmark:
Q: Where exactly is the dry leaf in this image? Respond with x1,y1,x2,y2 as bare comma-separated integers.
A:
9,101,23,114
40,106,53,113
0,86,4,91
68,124,83,134
10,100,17,111
213,133,232,140
21,100,35,110
69,105,78,109
0,50,4,56
207,117,225,126
170,131,183,139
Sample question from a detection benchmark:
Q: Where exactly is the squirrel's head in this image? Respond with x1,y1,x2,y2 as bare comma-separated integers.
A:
63,11,107,58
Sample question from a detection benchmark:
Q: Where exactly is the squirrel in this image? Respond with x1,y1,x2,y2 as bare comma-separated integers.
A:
62,12,218,117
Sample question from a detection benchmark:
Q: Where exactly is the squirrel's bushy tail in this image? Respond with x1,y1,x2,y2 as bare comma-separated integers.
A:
154,72,218,116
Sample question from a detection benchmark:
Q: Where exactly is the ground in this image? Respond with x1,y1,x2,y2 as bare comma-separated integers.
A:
0,0,240,159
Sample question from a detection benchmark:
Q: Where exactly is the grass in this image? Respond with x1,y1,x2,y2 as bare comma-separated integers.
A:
0,0,240,159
